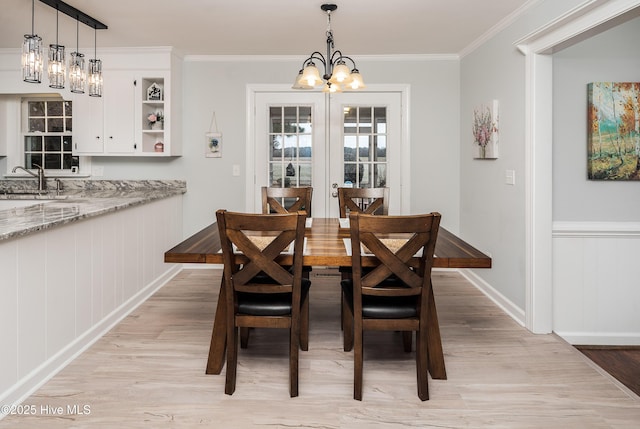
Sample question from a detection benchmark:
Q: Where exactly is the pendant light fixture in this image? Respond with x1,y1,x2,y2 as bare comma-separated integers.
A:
293,4,365,92
69,18,86,93
22,0,43,83
88,27,103,97
48,7,65,89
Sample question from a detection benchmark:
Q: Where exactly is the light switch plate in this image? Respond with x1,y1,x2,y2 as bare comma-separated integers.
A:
505,169,515,185
232,164,240,176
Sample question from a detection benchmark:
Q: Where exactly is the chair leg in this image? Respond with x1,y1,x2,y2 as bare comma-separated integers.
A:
402,331,413,352
240,327,250,349
354,319,363,401
416,327,429,401
300,291,309,351
342,294,354,351
225,326,238,395
290,323,300,397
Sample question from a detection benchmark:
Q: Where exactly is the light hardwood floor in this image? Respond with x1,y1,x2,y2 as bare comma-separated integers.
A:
2,269,639,428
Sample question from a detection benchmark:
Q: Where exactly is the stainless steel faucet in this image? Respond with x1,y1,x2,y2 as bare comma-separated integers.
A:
12,164,47,191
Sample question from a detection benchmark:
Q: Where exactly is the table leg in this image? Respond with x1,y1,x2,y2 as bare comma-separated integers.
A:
205,277,227,375
426,285,447,380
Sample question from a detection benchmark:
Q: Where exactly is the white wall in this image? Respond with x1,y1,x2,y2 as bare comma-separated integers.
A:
459,0,588,312
461,0,640,344
553,16,640,222
551,16,640,344
90,56,461,238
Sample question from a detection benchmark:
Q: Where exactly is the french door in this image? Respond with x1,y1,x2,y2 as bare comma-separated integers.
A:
251,89,405,217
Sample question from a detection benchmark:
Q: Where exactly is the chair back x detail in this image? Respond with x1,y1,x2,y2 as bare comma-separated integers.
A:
342,211,441,401
216,209,308,397
338,187,389,217
262,186,313,217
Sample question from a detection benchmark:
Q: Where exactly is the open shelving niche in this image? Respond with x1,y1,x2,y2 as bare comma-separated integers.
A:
141,77,166,154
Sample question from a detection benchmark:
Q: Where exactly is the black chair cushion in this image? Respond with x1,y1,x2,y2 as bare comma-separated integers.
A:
237,278,311,316
341,279,418,319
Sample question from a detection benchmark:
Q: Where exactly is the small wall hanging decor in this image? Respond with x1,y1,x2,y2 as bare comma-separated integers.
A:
206,111,222,158
587,82,640,180
472,100,499,159
147,82,163,101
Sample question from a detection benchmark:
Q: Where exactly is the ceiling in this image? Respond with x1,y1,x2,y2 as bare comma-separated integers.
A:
1,0,533,57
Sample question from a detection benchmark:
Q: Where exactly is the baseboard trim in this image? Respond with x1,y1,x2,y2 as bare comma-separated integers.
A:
554,332,640,346
458,268,526,327
0,265,182,415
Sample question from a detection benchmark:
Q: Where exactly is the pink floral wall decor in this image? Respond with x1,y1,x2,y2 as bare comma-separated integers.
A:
472,100,499,159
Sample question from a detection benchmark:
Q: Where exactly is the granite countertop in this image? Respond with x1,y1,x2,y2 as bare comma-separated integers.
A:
0,179,186,241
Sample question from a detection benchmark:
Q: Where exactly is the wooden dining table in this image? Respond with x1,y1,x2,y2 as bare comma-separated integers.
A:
164,217,491,380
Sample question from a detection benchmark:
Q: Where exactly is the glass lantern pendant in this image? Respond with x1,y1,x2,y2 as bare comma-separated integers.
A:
69,52,86,93
88,58,103,97
69,19,86,93
22,34,43,83
22,0,42,83
48,44,66,89
48,8,65,89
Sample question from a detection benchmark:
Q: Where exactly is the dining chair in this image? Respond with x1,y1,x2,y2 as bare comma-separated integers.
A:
337,187,389,329
338,187,389,217
341,211,441,401
262,186,313,218
259,186,313,350
216,209,310,397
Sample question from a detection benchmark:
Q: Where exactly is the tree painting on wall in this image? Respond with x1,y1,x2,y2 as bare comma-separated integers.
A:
472,100,499,159
588,82,640,180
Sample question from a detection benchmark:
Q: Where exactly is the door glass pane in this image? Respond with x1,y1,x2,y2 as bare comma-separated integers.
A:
269,107,281,133
360,164,371,187
358,135,371,161
375,135,386,161
344,107,357,132
298,163,312,186
375,164,387,187
359,107,372,134
268,105,312,188
299,134,312,159
374,107,386,133
342,105,387,189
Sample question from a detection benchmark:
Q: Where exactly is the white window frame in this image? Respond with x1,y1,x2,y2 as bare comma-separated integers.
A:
4,95,91,178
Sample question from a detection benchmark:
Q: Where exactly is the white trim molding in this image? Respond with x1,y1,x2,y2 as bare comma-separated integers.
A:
552,221,640,346
514,0,640,334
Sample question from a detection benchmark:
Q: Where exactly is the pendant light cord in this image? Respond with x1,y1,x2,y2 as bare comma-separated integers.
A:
31,0,35,35
55,8,59,45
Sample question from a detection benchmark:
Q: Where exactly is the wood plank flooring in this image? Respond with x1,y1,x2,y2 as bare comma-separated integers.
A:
1,269,639,428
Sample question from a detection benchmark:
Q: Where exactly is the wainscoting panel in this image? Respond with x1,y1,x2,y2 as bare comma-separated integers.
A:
553,222,640,345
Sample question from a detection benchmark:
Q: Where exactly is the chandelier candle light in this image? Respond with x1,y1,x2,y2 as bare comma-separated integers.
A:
292,4,365,93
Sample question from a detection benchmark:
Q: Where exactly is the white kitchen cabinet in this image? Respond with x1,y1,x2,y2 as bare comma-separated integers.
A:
72,90,105,154
103,70,137,154
0,194,183,405
74,70,136,155
72,49,182,157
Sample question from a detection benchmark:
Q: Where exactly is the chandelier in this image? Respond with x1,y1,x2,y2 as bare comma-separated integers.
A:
292,4,365,93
